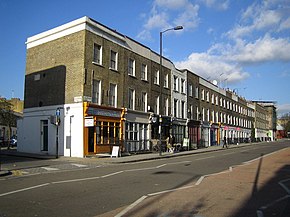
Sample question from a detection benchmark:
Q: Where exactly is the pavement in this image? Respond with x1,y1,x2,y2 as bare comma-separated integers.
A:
98,145,290,217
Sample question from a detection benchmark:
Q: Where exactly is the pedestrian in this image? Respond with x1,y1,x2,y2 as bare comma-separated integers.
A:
223,135,227,148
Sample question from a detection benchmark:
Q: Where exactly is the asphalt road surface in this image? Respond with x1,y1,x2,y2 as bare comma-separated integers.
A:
0,140,289,217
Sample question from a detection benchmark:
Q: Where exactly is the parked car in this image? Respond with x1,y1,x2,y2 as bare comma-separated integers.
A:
10,135,17,147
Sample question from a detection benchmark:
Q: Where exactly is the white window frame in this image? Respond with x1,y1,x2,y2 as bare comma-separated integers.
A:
154,70,160,85
92,79,101,105
164,73,169,88
181,79,185,94
128,58,135,76
173,76,178,91
93,43,102,65
110,50,118,70
109,83,117,107
141,63,147,81
189,84,193,97
141,92,147,112
128,88,135,110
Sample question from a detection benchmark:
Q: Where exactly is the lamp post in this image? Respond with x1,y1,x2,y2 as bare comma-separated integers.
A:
159,26,183,156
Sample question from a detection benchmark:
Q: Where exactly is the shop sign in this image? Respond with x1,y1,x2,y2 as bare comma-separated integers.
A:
85,117,94,127
87,107,121,118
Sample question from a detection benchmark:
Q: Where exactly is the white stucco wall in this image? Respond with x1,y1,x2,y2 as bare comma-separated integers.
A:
17,103,84,157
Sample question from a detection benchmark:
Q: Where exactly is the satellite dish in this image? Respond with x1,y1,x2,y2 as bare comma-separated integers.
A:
212,80,218,85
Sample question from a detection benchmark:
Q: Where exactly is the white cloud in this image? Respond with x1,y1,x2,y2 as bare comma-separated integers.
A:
279,17,290,31
199,0,229,10
174,4,200,30
144,11,170,30
228,35,290,63
137,0,200,41
175,52,249,83
277,103,290,116
227,1,289,39
154,0,188,9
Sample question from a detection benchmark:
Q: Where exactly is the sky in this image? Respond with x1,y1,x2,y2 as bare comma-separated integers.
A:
0,0,289,116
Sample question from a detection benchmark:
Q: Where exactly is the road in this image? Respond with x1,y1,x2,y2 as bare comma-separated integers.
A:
0,140,289,217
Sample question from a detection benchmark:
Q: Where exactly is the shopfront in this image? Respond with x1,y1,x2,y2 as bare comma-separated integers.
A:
83,103,125,156
124,110,150,153
187,120,200,149
172,118,186,144
210,123,219,146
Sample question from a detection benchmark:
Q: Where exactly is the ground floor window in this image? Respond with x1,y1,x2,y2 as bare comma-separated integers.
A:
125,122,149,152
172,125,185,144
86,120,121,154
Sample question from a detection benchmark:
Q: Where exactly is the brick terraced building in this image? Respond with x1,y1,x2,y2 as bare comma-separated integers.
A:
18,17,276,157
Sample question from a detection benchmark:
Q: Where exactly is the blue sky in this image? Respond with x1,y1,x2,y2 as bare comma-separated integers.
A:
0,0,289,116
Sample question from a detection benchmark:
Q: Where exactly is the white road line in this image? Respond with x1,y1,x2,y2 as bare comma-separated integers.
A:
41,167,59,171
195,176,205,186
52,176,101,184
71,163,88,168
0,183,50,197
156,164,167,168
101,171,124,178
125,167,156,172
115,195,148,217
279,178,290,194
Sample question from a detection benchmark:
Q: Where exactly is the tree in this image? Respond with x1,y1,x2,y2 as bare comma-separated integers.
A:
280,113,290,138
0,98,17,148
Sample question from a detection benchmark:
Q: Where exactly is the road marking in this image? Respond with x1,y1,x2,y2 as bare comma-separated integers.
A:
41,167,59,171
279,178,290,194
115,195,148,217
0,183,49,197
52,176,100,184
101,171,124,178
71,163,88,168
195,176,205,185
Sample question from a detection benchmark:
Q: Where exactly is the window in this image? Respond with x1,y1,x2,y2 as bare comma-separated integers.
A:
181,79,185,93
190,104,194,119
201,89,205,100
128,58,135,76
93,43,102,65
154,70,160,85
109,83,117,107
173,76,178,91
110,50,118,70
174,99,178,117
165,97,169,116
215,96,218,105
195,87,199,98
181,101,185,119
156,96,160,114
141,92,147,112
128,88,135,110
188,84,193,97
164,73,169,88
206,91,209,102
92,79,101,105
211,94,215,104
141,64,147,81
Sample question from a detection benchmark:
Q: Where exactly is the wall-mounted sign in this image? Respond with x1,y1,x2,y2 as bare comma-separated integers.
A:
85,117,94,127
87,107,121,118
74,96,93,103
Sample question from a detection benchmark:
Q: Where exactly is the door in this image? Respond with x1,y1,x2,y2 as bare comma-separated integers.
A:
41,120,48,151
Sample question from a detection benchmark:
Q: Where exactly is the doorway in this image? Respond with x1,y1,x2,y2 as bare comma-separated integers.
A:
41,120,48,151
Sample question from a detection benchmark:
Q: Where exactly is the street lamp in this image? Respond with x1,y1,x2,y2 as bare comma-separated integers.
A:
159,25,183,156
